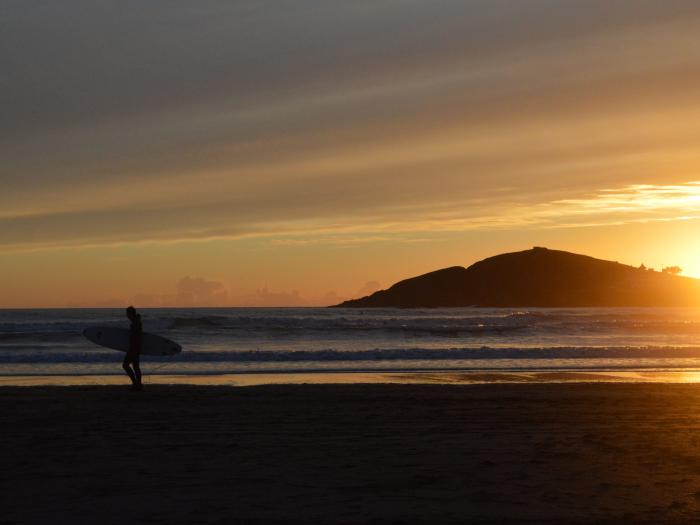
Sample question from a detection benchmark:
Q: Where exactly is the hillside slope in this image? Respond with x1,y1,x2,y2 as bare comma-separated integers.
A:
335,247,700,307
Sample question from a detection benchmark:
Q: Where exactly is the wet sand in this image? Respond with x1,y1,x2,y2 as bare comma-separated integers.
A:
5,369,700,387
4,383,700,523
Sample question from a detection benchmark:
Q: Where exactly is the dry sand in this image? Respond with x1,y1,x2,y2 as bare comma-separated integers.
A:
4,383,700,524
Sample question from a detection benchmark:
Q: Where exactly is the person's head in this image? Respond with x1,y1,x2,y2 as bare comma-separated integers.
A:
126,306,137,320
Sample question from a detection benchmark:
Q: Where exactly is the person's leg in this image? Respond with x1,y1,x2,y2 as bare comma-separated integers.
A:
122,354,137,385
132,354,142,387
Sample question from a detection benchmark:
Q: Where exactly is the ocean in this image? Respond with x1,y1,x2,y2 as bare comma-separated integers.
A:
3,307,700,377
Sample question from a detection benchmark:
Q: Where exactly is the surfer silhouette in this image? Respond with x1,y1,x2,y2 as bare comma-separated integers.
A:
123,306,143,390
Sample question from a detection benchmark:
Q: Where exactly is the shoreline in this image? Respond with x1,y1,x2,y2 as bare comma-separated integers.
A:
4,368,700,386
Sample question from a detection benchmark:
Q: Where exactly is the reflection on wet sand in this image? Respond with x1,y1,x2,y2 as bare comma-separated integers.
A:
5,369,700,387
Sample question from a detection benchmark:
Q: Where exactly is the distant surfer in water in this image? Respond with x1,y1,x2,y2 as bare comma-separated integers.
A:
123,306,143,390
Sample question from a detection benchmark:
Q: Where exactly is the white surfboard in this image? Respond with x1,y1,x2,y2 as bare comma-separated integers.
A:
83,326,182,356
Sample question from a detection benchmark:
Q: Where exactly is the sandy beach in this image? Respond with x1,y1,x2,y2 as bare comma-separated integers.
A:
3,383,700,524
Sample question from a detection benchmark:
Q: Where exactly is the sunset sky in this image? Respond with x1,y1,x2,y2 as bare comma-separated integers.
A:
3,1,700,307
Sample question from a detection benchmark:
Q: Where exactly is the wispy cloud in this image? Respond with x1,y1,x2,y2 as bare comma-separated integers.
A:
383,181,700,232
3,2,700,254
3,182,700,252
261,181,700,240
530,182,700,228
